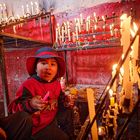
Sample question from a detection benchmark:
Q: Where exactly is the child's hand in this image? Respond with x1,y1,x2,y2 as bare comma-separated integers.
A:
30,96,46,111
64,94,77,108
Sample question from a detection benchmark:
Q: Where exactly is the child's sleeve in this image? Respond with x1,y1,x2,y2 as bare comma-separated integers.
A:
8,86,37,114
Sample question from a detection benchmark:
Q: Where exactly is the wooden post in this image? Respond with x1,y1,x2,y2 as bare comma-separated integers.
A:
87,88,98,140
0,37,9,116
120,15,133,112
133,35,139,83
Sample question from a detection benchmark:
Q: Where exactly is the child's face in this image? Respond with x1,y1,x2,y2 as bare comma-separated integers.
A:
36,58,58,82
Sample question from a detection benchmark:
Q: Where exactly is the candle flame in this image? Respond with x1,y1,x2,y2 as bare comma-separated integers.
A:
133,22,138,32
120,14,127,20
109,89,113,96
121,54,124,60
107,86,110,90
130,29,135,37
112,64,117,71
102,15,105,21
120,67,124,76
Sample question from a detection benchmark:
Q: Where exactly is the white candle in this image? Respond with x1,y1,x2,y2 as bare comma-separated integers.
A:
110,24,114,36
86,19,89,32
64,22,67,34
62,26,64,42
102,15,105,22
31,1,34,15
80,13,83,25
3,3,7,19
75,26,78,40
0,4,3,20
13,25,16,34
94,24,97,31
57,23,61,36
35,2,39,14
77,18,81,33
22,5,25,17
56,28,58,43
26,4,30,14
88,16,91,30
68,28,71,41
119,67,124,85
93,12,97,22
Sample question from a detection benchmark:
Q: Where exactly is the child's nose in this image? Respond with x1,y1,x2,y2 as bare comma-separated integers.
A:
45,64,49,69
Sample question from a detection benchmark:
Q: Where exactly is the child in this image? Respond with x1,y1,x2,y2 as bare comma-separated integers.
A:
0,47,74,140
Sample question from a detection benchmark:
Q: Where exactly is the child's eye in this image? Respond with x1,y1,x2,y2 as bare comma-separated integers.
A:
51,63,57,66
41,62,47,65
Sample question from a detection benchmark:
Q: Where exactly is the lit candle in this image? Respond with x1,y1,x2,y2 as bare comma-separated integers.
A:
94,24,97,31
102,15,105,22
119,67,124,85
109,89,115,106
98,126,106,140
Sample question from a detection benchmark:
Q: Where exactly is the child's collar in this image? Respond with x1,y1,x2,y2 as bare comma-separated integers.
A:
32,74,56,83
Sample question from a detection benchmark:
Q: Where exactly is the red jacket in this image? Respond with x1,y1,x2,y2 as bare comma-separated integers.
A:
8,75,64,134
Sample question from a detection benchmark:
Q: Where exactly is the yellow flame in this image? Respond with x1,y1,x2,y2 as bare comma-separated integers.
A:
133,22,138,32
112,64,117,71
121,54,124,60
107,86,110,90
120,14,127,20
109,89,113,96
130,29,135,37
120,67,124,76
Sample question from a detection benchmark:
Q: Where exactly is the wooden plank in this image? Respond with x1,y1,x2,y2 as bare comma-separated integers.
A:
87,88,98,140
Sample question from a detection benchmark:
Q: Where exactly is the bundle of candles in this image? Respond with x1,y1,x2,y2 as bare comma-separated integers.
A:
55,12,121,48
0,1,43,25
0,3,8,24
97,16,140,139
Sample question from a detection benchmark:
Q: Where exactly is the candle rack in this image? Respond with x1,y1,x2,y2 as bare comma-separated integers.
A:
77,18,140,140
0,11,54,45
54,12,121,50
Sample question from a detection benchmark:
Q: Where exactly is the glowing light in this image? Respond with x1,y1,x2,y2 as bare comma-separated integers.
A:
109,89,113,96
120,14,127,20
120,67,124,76
133,22,138,32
